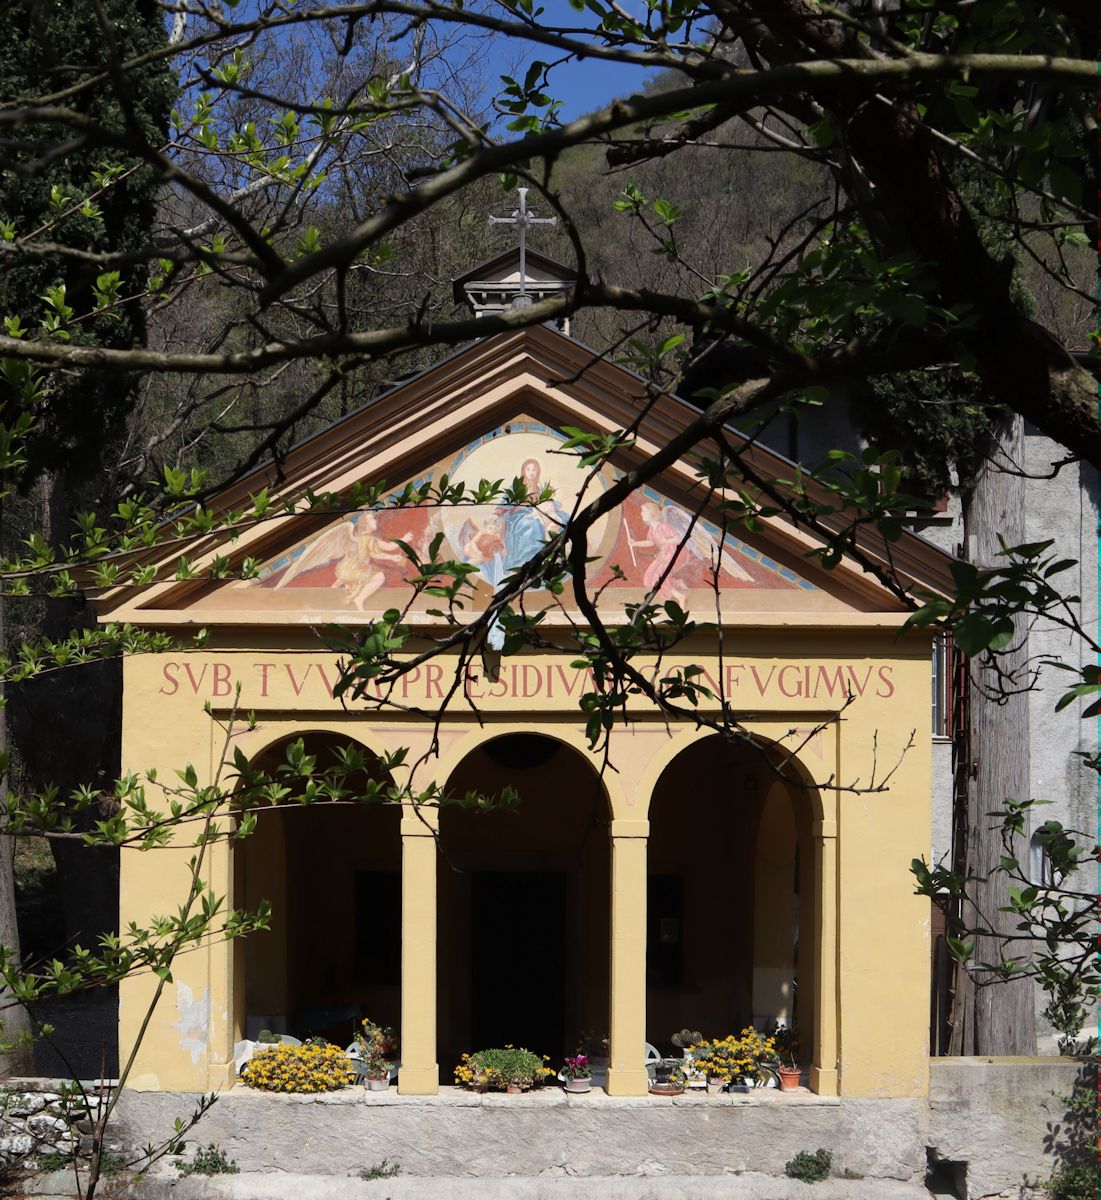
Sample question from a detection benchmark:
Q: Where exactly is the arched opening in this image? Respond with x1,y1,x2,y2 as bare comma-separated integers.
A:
646,735,816,1058
232,731,400,1048
437,732,611,1068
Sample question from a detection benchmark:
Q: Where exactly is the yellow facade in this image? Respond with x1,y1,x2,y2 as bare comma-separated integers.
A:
104,327,945,1103
117,632,932,1099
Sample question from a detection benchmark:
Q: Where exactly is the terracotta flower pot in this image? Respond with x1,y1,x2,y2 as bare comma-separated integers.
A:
706,1079,725,1096
778,1066,802,1092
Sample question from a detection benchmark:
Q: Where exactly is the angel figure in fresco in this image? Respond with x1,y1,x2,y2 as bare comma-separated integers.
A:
626,500,754,607
273,511,413,609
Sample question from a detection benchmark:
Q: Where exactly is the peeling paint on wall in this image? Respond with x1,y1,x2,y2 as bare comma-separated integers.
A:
171,982,210,1065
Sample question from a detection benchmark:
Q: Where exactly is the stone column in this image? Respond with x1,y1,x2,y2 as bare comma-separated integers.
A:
809,814,839,1096
606,819,649,1096
398,810,439,1094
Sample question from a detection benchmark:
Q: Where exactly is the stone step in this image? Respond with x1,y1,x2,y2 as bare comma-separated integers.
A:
161,1173,934,1200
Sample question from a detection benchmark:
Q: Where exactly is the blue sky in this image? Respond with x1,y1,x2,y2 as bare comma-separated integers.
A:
478,0,664,123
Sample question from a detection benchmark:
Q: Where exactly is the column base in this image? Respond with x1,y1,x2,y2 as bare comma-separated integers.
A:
398,1063,439,1095
605,1066,650,1096
207,1061,237,1091
809,1064,839,1096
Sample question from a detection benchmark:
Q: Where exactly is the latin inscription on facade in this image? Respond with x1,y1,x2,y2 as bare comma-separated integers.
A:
157,657,896,706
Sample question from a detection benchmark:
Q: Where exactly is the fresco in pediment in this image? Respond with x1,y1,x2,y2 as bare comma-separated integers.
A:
202,421,817,614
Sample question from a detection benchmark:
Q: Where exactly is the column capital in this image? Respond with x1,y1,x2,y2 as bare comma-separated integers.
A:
610,818,649,839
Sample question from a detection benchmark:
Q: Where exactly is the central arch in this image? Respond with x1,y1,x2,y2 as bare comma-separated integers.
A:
437,731,612,1068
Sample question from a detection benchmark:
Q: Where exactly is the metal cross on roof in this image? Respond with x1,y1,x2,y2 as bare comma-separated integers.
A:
487,187,557,306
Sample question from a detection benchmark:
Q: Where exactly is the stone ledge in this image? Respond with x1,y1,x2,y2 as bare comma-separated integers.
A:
219,1083,837,1109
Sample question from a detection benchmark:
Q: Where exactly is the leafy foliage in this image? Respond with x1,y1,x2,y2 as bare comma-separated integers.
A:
453,1047,554,1091
176,1144,240,1177
0,0,174,481
785,1149,833,1183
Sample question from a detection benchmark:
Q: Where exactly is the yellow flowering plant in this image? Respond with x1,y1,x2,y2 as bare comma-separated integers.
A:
240,1039,356,1093
453,1046,555,1091
689,1028,777,1084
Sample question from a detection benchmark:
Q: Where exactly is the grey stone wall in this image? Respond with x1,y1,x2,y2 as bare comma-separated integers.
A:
928,1057,1091,1200
0,1078,118,1173
1021,434,1099,1044
114,1087,926,1183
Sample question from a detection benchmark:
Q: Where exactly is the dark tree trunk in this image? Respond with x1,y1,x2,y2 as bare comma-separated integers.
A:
0,584,34,1074
951,413,1037,1055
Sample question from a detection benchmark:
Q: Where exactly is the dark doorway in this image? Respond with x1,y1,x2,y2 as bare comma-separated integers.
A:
470,871,566,1054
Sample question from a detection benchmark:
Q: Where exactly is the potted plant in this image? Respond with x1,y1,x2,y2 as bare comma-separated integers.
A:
356,1018,396,1061
560,1054,592,1093
777,1058,802,1092
648,1061,685,1096
766,1024,803,1092
453,1047,553,1093
354,1017,396,1088
671,1029,705,1088
690,1028,778,1091
364,1055,390,1091
686,1038,735,1094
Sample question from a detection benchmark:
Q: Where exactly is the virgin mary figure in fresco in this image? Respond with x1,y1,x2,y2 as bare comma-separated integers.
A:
481,457,571,648
497,458,570,573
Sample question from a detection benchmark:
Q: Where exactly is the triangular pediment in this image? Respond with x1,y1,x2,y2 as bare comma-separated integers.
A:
94,327,953,627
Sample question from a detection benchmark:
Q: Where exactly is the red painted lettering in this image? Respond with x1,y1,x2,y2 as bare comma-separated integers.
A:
814,665,848,699
182,663,208,693
555,665,585,696
400,666,421,699
425,663,444,699
254,663,275,697
875,665,895,698
159,662,180,696
845,666,873,697
285,663,312,696
211,662,233,697
521,665,542,698
464,666,483,701
699,668,722,697
749,665,776,695
778,664,803,697
313,664,336,696
724,664,743,694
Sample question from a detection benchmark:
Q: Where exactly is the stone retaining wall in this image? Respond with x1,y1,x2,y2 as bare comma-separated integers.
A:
116,1087,925,1182
4,1059,1090,1198
927,1057,1092,1199
0,1078,118,1173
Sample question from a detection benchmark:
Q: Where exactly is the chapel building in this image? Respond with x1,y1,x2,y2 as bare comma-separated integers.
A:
96,250,955,1099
